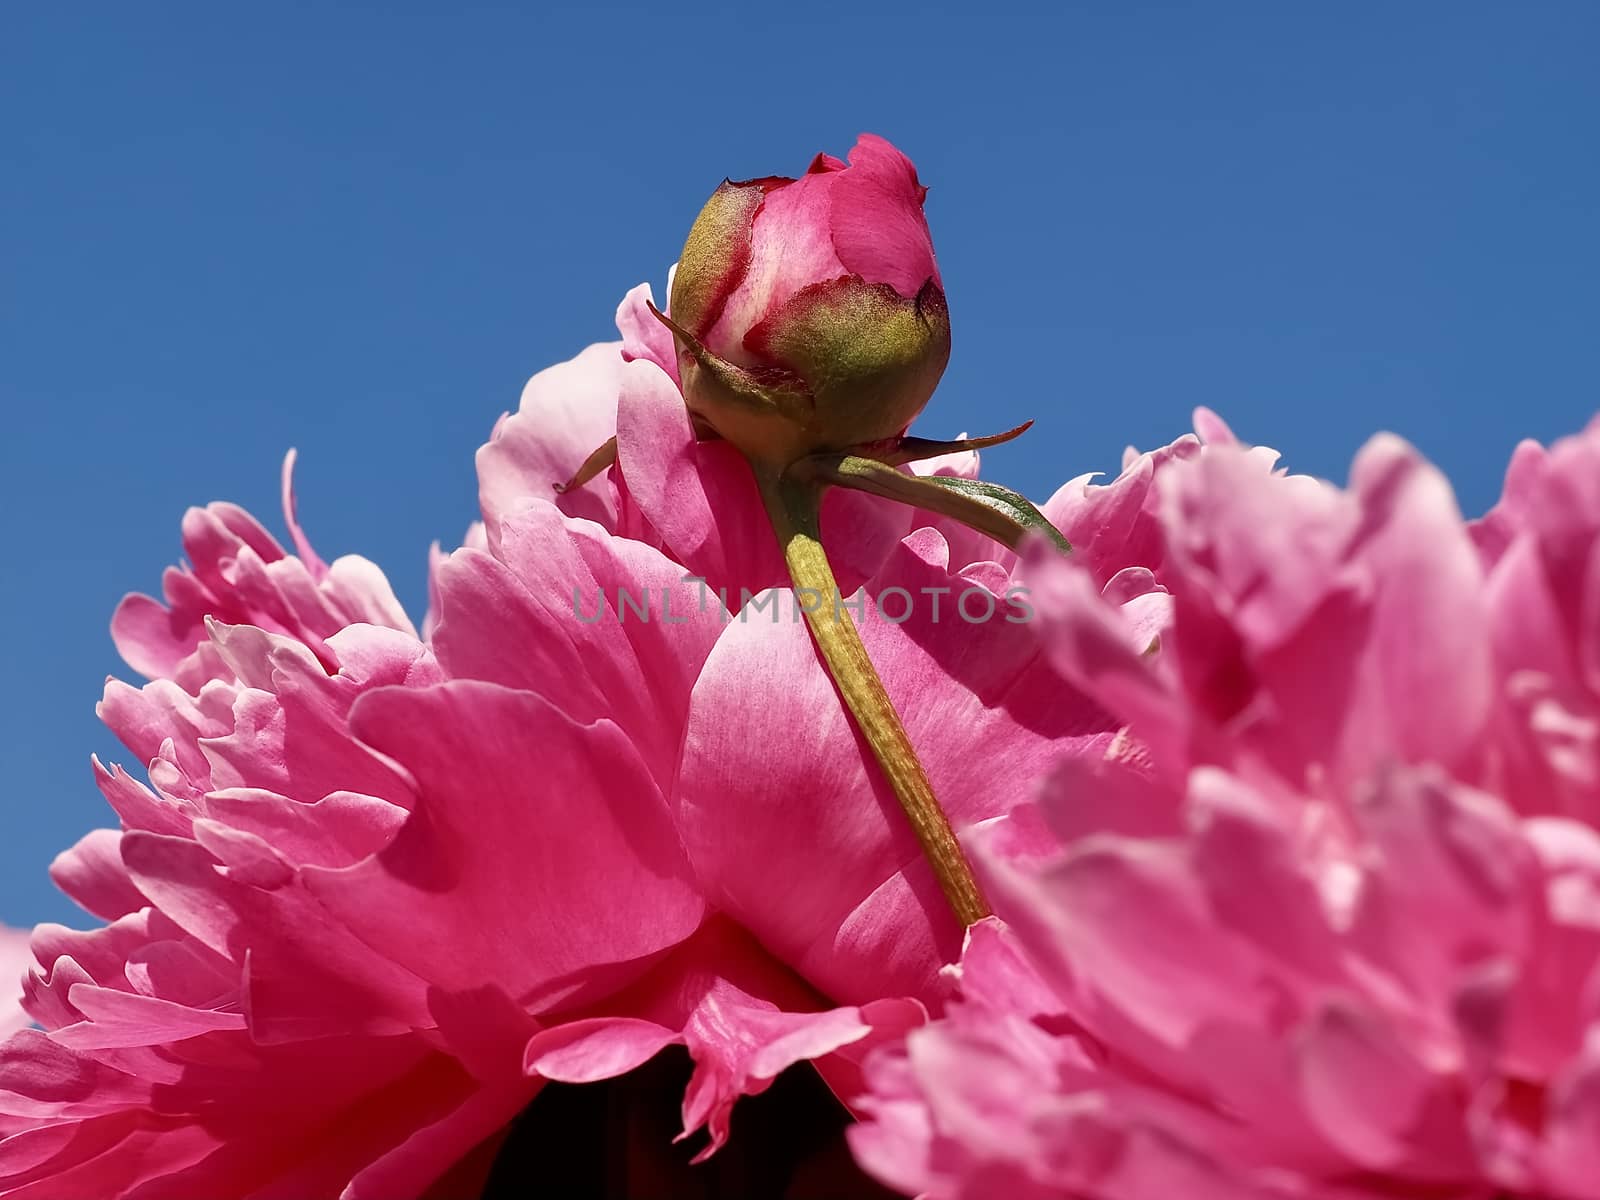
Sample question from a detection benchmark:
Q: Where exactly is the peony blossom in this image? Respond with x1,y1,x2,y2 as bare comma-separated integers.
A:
0,438,915,1193
3,267,1091,1196
13,125,1593,1200
849,416,1600,1199
0,245,1209,1192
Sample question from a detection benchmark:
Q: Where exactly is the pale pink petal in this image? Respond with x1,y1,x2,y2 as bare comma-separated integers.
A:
279,449,330,579
477,341,626,533
1,925,32,1038
615,279,680,385
1296,1002,1476,1178
852,414,1600,1200
829,133,942,296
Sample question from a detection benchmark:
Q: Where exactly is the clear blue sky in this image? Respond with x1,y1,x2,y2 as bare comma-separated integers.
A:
4,2,1597,925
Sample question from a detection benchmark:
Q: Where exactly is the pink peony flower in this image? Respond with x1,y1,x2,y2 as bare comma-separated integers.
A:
30,127,1573,1197
5,250,1087,1193
393,274,1135,1150
3,478,543,1196
850,416,1600,1200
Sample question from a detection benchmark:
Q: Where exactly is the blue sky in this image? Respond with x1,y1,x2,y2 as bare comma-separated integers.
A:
3,2,1597,925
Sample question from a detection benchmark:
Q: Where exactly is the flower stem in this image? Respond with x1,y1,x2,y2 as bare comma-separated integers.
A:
756,468,991,927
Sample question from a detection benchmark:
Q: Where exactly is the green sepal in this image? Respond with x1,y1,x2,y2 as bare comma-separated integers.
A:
553,436,618,494
647,303,813,420
852,421,1035,467
790,454,1072,553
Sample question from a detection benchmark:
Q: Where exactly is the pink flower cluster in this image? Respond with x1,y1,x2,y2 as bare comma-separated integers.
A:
851,420,1600,1199
3,132,1599,1197
0,263,1128,1196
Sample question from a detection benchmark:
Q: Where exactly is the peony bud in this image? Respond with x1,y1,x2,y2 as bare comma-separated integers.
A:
662,134,951,467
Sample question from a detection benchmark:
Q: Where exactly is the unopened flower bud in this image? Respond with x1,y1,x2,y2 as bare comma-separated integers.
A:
662,134,951,466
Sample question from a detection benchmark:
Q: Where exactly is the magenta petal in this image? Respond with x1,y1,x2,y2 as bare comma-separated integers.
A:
1544,1048,1600,1194
339,987,540,1200
612,358,788,592
278,448,330,578
609,355,906,595
829,134,941,297
1344,434,1493,769
197,622,427,808
48,831,148,922
1020,545,1182,765
108,595,194,683
342,1076,539,1200
525,920,926,1162
305,680,705,1009
117,835,431,1041
201,788,405,870
704,172,845,358
97,677,230,786
525,1019,680,1084
431,498,724,789
52,986,245,1050
1004,840,1267,1053
107,486,416,693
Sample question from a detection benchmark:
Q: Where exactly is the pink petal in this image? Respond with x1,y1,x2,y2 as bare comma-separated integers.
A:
305,680,705,1010
48,831,148,922
477,341,626,533
525,919,925,1161
828,134,941,297
676,534,1115,1003
705,172,845,361
1,925,32,1038
190,620,437,811
278,449,329,579
612,359,788,592
615,279,679,385
431,498,725,789
1296,1002,1476,1177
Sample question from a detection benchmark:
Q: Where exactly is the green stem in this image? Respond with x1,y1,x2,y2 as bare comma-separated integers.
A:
756,468,991,927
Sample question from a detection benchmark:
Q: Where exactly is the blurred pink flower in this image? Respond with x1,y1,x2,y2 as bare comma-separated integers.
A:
850,418,1600,1200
